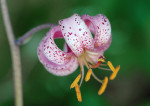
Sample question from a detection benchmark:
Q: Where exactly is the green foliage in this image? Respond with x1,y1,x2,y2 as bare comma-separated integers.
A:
0,0,150,105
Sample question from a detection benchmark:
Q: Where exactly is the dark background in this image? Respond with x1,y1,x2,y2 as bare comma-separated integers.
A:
0,0,150,106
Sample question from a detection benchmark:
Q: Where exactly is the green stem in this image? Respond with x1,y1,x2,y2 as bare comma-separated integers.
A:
16,24,55,45
0,0,23,106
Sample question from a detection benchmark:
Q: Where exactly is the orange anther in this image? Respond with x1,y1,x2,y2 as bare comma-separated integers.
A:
70,74,81,88
107,61,116,72
110,65,120,80
98,77,108,95
85,69,92,82
75,84,82,102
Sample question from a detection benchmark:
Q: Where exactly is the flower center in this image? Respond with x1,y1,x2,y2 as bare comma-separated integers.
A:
70,51,120,102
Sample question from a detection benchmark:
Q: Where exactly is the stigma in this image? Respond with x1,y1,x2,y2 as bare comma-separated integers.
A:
70,52,120,102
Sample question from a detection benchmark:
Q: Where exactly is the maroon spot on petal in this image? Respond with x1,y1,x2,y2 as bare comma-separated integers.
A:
62,53,65,56
102,22,104,25
51,42,54,45
69,27,71,29
68,32,72,35
104,19,107,22
79,28,82,31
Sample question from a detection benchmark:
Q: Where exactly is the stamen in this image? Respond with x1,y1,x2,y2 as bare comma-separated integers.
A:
84,52,95,64
107,61,116,72
98,67,112,71
85,68,92,82
91,72,103,84
81,55,89,69
79,63,84,87
75,84,82,102
110,65,120,80
98,77,108,95
70,74,81,88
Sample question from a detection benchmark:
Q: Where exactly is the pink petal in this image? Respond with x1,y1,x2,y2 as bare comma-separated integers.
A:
37,26,78,76
81,14,111,51
63,43,72,53
59,14,94,56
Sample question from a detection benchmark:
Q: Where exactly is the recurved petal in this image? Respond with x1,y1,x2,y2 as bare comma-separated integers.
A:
59,14,94,56
37,26,78,76
81,14,111,51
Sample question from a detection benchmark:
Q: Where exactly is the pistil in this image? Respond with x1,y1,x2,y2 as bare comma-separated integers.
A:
90,61,102,68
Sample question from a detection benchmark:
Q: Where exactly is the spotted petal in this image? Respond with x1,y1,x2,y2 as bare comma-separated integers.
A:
59,14,94,56
82,14,111,52
37,26,78,76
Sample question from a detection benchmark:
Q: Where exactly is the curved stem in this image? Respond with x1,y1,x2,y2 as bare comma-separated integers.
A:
1,0,23,106
16,24,55,46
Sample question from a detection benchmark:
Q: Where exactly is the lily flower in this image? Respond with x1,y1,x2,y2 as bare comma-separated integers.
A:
37,14,120,102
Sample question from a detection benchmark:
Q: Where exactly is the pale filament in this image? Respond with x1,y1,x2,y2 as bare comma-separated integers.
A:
81,53,103,84
85,52,111,71
98,67,111,71
76,52,110,88
79,60,84,87
91,72,103,84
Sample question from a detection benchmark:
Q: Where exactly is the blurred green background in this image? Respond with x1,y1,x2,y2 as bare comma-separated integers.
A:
0,0,150,106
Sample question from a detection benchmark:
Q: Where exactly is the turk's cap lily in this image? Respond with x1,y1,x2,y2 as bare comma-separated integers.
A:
37,13,120,102
38,13,111,76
